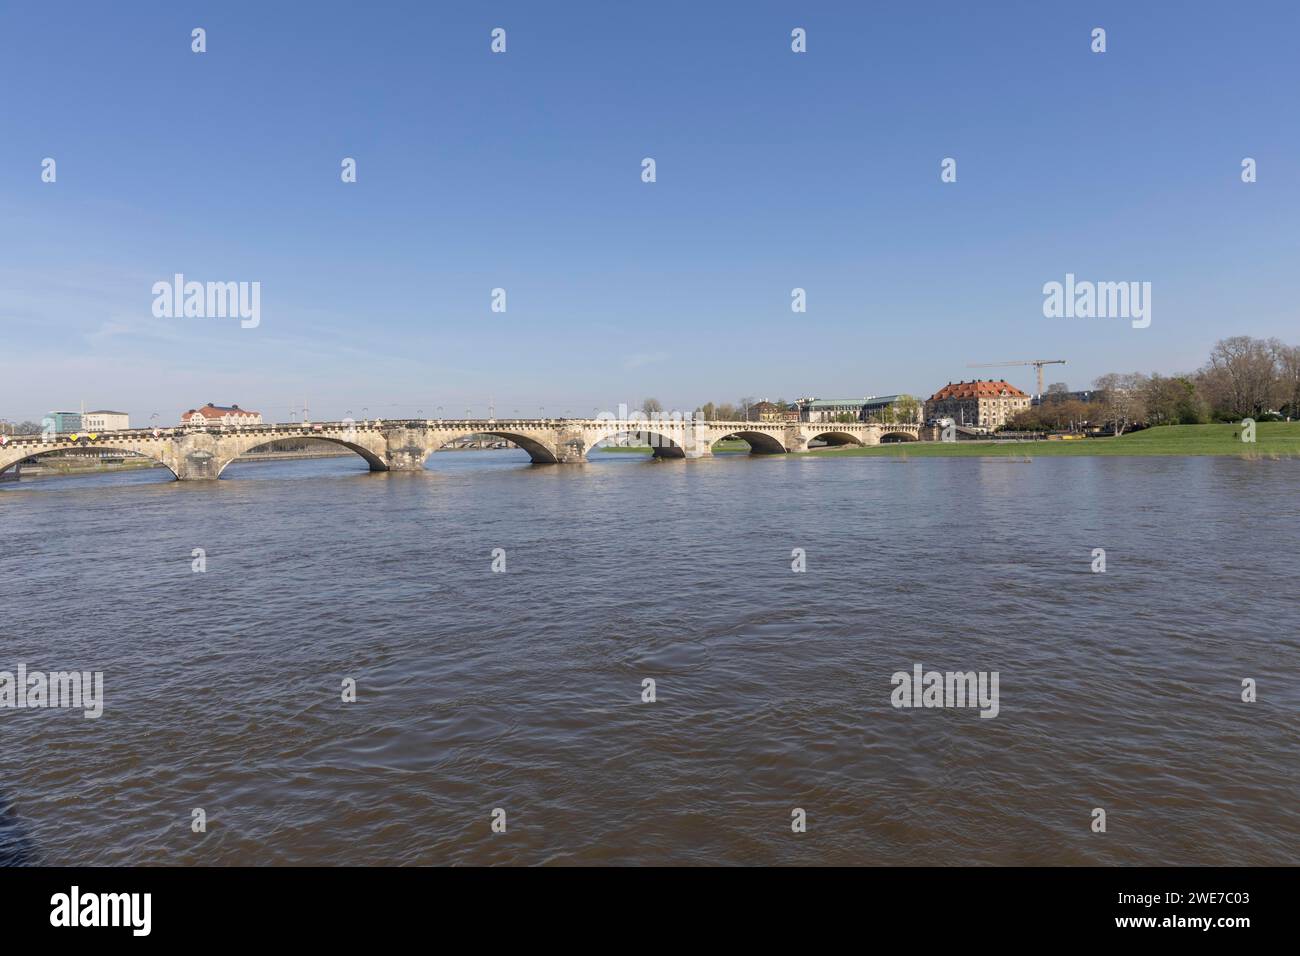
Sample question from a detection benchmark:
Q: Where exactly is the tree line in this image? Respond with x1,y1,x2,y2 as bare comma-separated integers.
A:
1010,336,1300,434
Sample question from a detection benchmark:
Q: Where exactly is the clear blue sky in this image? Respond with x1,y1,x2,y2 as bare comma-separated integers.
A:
2,1,1297,423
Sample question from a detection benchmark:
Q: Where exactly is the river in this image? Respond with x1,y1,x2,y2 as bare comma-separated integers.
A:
2,450,1297,865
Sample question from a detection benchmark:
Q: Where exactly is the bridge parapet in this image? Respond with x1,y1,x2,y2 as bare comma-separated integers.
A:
0,417,928,480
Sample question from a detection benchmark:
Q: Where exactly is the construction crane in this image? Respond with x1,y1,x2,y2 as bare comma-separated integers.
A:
966,359,1066,399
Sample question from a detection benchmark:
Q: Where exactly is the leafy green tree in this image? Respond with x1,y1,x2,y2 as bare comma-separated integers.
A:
892,394,921,423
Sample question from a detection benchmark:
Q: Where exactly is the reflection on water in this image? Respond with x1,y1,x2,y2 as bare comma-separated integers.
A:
2,451,1298,865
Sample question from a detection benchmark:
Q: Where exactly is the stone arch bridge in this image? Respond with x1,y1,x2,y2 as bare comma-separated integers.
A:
0,419,927,481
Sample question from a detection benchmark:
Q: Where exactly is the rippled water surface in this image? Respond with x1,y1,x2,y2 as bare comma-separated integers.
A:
2,450,1297,865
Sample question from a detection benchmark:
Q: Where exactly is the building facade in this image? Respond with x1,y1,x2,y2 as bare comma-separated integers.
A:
746,401,783,422
83,410,130,431
798,395,920,424
798,398,868,422
181,403,263,426
925,380,1031,430
48,411,82,433
1036,389,1098,406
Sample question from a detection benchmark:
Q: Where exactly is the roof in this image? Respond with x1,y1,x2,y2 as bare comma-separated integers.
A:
182,403,260,420
87,409,129,415
804,395,905,408
928,380,1029,401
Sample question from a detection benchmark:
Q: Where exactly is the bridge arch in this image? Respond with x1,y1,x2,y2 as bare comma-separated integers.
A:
0,442,179,479
217,436,388,476
806,430,866,447
879,430,919,443
431,430,560,464
588,427,688,459
713,430,788,454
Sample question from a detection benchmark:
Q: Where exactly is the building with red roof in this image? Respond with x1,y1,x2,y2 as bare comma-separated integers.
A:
180,403,263,426
924,380,1030,430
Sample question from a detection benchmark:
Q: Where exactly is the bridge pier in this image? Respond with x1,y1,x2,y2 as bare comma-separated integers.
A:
173,432,223,480
383,426,430,471
784,428,810,454
650,441,712,460
554,425,589,463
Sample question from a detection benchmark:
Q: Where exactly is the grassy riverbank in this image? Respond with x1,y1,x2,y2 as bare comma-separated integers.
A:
597,423,1300,458
599,440,753,453
817,422,1300,458
20,457,163,475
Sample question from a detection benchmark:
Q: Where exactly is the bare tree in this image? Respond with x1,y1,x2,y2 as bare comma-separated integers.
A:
1093,372,1148,435
1269,340,1300,419
1198,336,1279,418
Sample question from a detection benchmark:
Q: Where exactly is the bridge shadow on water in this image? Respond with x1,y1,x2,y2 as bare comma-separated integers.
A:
0,792,38,866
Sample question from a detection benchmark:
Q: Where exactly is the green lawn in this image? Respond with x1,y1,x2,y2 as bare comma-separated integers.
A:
814,422,1300,457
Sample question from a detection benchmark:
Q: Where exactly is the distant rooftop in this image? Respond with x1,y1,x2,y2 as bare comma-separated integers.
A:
929,380,1029,401
182,402,261,420
804,395,905,408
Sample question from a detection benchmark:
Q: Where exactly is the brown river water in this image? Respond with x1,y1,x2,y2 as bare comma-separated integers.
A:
2,450,1297,865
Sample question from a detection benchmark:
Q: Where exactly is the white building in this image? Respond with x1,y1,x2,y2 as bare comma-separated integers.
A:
83,410,130,431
